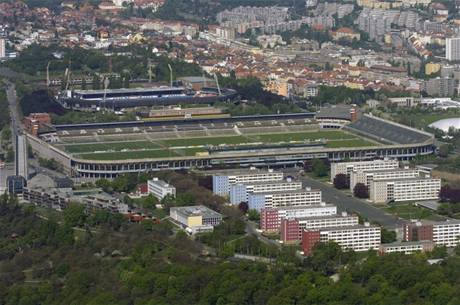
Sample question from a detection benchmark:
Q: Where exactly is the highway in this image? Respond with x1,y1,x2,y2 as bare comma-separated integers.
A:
284,169,407,229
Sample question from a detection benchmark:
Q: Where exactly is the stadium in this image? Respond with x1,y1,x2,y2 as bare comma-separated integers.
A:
27,111,436,181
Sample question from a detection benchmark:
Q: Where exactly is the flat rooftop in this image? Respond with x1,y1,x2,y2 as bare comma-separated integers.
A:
270,204,336,211
306,224,380,232
210,168,283,176
296,213,358,222
149,178,174,188
170,205,222,218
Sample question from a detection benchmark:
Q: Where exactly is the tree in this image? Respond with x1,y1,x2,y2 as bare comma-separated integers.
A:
333,174,349,189
312,159,328,177
381,228,397,243
248,209,260,221
353,183,369,198
238,202,249,214
63,203,87,227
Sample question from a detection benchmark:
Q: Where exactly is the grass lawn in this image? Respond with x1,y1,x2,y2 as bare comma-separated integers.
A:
252,130,356,142
160,135,249,147
382,203,442,220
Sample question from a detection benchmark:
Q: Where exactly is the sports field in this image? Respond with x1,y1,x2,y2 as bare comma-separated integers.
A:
64,129,377,161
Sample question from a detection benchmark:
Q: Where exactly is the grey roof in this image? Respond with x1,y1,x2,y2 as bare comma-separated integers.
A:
211,168,282,176
316,106,353,120
170,205,222,218
179,76,214,83
347,114,432,144
307,224,380,231
270,204,336,211
149,178,174,188
73,86,184,95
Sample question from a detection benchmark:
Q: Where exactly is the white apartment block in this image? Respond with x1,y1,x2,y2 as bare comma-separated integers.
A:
349,168,421,191
318,224,381,252
229,180,302,204
446,37,460,62
433,221,460,247
369,178,441,203
248,188,322,211
330,159,399,182
212,168,284,195
147,178,176,200
298,213,359,231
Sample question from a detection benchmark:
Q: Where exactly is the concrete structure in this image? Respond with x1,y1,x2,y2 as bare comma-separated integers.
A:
369,178,441,203
229,180,302,204
403,220,460,247
280,213,360,243
212,168,284,196
248,188,322,211
169,205,223,234
147,177,176,200
379,240,435,255
349,168,421,191
260,204,337,232
302,223,381,255
446,37,460,61
331,159,399,182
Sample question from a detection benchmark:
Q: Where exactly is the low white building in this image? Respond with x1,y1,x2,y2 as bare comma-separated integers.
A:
369,177,441,203
147,178,176,200
379,241,435,255
169,205,223,234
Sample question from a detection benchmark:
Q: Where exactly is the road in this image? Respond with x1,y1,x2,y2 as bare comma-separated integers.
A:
5,81,26,177
284,169,407,229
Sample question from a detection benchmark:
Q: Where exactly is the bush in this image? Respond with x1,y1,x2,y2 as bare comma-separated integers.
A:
353,183,369,199
333,174,349,189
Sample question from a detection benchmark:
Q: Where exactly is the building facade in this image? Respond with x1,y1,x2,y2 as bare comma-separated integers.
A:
212,169,284,196
349,168,421,191
0,38,5,58
330,159,399,182
229,180,302,205
280,213,360,243
446,37,460,61
403,220,460,247
147,178,176,200
369,178,441,203
260,204,337,232
248,188,322,211
302,224,381,255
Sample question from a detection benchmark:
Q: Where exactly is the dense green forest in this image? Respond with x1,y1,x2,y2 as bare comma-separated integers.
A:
1,184,460,305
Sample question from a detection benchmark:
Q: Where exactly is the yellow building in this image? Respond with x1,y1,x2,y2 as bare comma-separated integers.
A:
170,205,223,234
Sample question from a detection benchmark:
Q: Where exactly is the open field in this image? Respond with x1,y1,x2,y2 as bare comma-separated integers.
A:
58,126,381,161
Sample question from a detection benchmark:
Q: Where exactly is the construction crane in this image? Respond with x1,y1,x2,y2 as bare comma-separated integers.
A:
213,73,221,96
102,76,110,112
64,59,72,91
147,58,155,83
46,61,51,87
167,63,173,87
